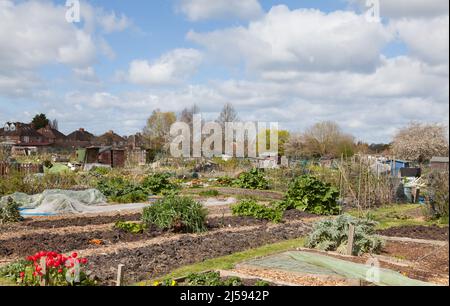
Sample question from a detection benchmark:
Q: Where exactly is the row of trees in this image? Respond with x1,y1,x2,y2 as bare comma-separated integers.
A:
143,105,449,163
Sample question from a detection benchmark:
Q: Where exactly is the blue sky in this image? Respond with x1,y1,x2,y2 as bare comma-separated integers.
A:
0,0,448,142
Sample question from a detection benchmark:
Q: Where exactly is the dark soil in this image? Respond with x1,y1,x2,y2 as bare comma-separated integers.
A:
21,213,142,230
0,211,312,258
0,226,165,257
377,225,449,241
87,222,310,285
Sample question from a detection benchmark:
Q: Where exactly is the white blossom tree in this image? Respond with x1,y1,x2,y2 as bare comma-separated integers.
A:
392,122,449,163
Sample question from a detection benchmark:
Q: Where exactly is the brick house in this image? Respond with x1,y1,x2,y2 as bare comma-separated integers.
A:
66,128,95,148
94,130,127,148
0,122,50,147
37,125,68,146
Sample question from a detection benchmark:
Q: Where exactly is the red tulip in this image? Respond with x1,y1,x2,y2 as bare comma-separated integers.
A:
19,272,25,279
71,252,78,259
81,258,88,264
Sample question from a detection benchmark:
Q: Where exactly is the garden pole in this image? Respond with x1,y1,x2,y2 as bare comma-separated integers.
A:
116,264,125,286
347,224,355,256
40,256,47,287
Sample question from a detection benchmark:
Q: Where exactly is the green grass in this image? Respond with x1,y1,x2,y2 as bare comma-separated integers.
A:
348,204,449,230
135,237,306,286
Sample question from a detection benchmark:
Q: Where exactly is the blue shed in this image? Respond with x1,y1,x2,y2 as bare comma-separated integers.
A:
385,159,410,177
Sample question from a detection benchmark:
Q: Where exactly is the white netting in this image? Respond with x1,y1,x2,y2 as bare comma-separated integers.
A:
0,189,148,215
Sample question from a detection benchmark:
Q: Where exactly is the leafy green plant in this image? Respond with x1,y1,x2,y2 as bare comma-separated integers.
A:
185,271,222,286
216,176,234,186
284,175,340,215
306,214,384,256
114,221,147,234
0,260,28,281
232,199,283,223
254,280,270,286
199,189,220,197
89,166,111,176
233,169,269,190
184,272,242,287
142,173,178,195
0,197,23,224
142,195,207,233
97,177,147,203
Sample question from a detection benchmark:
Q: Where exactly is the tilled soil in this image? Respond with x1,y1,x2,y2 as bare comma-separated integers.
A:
0,211,314,258
0,226,165,257
87,222,310,285
382,241,449,276
17,213,141,230
377,225,449,241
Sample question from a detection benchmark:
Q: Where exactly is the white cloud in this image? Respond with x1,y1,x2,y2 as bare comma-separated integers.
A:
349,0,449,19
177,0,263,21
0,0,132,97
128,49,203,86
188,6,392,74
97,11,131,33
0,0,96,71
54,54,448,142
391,16,449,65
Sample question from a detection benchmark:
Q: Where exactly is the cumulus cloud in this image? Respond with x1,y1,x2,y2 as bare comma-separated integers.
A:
0,0,131,97
176,0,263,21
188,6,392,74
0,1,96,71
128,49,203,86
391,16,449,65
349,0,449,19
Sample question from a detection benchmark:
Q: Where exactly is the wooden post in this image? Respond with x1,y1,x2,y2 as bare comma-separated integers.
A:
116,264,125,286
40,256,47,287
347,224,355,256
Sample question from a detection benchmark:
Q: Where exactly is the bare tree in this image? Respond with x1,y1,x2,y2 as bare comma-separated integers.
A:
285,121,356,158
50,119,59,130
217,103,239,127
179,104,200,126
392,122,449,163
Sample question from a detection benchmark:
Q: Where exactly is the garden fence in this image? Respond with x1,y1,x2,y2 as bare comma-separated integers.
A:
0,162,43,177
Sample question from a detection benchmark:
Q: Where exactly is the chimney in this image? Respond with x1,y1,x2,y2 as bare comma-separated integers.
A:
79,128,85,132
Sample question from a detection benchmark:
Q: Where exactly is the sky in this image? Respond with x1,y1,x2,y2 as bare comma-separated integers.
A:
0,0,448,143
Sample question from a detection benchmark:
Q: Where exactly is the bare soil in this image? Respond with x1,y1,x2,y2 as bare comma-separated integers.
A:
377,225,449,241
87,222,310,285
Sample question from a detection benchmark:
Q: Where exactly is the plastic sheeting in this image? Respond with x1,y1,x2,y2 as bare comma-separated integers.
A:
0,189,149,216
243,251,436,286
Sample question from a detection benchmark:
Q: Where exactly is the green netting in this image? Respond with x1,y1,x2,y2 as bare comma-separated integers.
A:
244,251,437,286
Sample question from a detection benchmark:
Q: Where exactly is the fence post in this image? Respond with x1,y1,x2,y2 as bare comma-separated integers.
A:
40,256,47,286
347,224,355,256
116,264,125,286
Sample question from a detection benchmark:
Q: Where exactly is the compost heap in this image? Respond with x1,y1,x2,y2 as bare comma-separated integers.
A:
0,189,147,215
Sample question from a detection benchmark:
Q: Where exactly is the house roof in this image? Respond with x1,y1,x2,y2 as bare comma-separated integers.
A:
430,156,449,163
67,128,95,142
37,126,66,140
95,130,126,146
0,122,44,138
